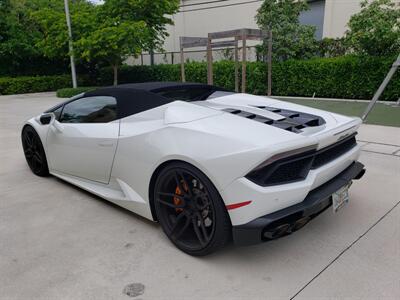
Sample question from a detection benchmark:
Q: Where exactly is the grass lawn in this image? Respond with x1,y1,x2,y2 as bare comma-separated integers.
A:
280,99,400,127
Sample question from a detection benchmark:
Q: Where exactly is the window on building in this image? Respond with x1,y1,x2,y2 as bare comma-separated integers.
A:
299,0,326,40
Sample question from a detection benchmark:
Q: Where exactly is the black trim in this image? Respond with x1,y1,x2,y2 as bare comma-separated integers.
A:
246,133,358,186
232,161,366,246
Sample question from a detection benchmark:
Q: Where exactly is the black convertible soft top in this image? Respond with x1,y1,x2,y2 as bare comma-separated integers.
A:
116,81,219,92
46,82,227,119
84,87,172,119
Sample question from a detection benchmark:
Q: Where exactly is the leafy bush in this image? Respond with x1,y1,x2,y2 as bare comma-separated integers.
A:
317,38,349,58
56,87,97,98
0,75,70,95
345,0,400,56
1,56,399,101
93,56,399,101
272,55,399,101
0,75,91,95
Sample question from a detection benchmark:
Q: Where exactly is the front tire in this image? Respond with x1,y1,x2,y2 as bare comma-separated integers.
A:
153,162,231,256
21,126,49,177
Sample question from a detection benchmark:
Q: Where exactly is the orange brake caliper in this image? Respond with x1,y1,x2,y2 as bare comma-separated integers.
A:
174,182,187,213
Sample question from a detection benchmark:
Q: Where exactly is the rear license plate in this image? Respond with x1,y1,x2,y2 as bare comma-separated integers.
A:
332,183,351,213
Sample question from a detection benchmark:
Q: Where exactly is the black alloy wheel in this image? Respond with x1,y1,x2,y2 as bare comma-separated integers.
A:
153,162,231,256
21,126,49,177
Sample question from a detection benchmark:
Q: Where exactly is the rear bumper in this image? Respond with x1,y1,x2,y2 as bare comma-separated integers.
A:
232,161,366,246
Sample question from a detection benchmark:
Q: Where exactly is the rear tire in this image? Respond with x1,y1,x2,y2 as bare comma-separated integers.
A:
153,162,231,256
21,126,49,177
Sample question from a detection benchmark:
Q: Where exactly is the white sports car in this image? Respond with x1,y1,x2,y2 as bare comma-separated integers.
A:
22,82,365,256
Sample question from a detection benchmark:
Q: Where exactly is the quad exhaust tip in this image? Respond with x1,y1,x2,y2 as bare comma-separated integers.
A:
263,224,291,239
354,168,366,180
263,216,312,240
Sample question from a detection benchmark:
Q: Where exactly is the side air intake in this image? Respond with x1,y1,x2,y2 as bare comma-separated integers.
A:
246,133,357,186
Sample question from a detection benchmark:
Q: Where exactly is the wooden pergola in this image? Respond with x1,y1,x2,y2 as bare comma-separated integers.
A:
180,28,272,95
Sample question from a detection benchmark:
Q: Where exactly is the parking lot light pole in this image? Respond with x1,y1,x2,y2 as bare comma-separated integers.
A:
64,0,78,88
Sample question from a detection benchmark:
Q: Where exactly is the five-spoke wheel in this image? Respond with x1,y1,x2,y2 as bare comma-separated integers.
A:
153,162,231,256
21,126,49,176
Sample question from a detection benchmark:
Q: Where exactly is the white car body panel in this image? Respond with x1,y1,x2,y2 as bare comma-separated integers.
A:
46,121,120,183
24,92,362,226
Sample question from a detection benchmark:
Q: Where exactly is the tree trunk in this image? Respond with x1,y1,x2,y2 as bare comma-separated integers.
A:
112,64,118,86
150,49,154,66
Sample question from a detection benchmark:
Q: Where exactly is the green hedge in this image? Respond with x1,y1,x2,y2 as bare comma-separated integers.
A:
271,56,399,101
1,56,399,101
91,56,398,101
0,75,70,95
0,75,92,95
56,87,97,98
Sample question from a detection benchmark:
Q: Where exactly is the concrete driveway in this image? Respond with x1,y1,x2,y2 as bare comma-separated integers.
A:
1,93,399,299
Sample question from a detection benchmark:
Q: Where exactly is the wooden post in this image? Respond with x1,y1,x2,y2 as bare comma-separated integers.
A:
180,48,185,82
234,36,239,93
241,32,247,93
207,37,213,85
171,52,174,65
267,31,272,96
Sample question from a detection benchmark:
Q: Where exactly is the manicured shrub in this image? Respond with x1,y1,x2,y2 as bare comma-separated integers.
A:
56,87,97,98
93,56,399,101
0,75,71,95
271,55,399,101
1,55,398,101
0,75,91,95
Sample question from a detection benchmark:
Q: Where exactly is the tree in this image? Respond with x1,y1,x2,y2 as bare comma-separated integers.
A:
345,0,400,56
75,20,148,86
99,0,180,53
74,0,179,85
30,0,96,60
0,0,43,73
318,38,348,58
30,0,179,85
256,0,318,61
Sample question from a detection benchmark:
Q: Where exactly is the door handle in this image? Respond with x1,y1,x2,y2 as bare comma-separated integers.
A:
98,141,114,147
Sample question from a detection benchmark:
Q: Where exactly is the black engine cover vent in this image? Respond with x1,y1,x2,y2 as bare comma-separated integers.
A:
255,106,326,127
223,107,325,133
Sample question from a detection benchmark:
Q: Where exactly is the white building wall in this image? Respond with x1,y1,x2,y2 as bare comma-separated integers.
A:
323,0,400,38
131,0,400,65
164,0,262,52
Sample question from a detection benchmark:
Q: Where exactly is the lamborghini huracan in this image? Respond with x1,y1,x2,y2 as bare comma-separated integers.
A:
22,82,365,255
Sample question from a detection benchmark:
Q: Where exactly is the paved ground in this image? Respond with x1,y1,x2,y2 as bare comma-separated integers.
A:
1,93,399,300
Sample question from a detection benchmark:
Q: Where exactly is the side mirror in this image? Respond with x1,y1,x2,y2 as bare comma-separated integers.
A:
39,113,55,125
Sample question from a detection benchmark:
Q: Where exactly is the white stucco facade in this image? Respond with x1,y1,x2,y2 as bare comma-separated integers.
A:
166,0,399,49
130,0,399,64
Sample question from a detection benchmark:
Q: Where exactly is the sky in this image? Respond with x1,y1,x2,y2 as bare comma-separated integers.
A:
89,0,104,4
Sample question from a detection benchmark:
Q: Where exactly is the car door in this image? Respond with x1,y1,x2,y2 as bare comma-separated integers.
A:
46,95,119,184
